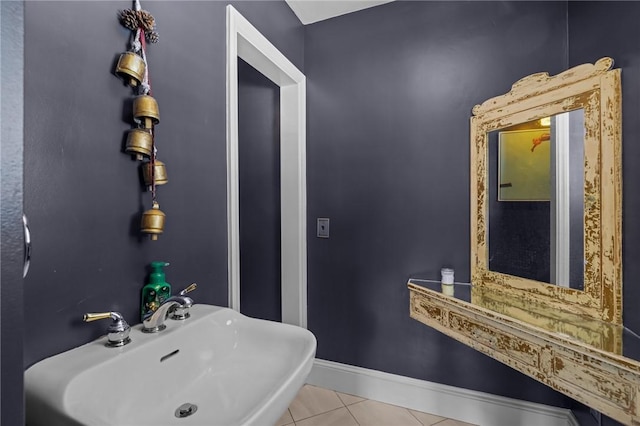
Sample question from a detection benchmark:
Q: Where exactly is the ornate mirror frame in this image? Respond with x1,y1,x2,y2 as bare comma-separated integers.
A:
470,57,622,323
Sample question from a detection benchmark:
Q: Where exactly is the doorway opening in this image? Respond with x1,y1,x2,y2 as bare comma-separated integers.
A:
238,58,282,322
226,5,307,327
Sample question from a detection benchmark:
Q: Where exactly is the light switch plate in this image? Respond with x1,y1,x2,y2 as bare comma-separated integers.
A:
317,218,330,238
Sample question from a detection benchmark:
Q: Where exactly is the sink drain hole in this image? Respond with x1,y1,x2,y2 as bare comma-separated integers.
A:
175,403,198,418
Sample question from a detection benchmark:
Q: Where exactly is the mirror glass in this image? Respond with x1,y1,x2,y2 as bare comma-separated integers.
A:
487,110,585,290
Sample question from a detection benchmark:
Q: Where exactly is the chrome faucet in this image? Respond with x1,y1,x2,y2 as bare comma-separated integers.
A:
142,295,193,333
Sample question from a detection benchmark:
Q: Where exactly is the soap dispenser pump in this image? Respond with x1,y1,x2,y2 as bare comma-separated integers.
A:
141,261,172,321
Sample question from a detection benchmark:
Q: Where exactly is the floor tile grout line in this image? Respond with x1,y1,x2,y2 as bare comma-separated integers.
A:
295,406,361,426
344,402,362,426
343,396,438,426
336,390,365,407
336,388,362,425
407,407,426,426
289,386,348,422
332,388,348,409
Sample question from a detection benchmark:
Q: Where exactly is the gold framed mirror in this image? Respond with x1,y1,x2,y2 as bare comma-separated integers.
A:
410,58,634,424
470,57,622,324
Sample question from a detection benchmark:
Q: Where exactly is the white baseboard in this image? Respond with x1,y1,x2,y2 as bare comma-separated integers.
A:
306,359,579,426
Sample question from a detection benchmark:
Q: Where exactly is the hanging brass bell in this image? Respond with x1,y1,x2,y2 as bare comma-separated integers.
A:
141,201,165,241
115,52,145,87
133,95,160,128
142,160,168,186
125,129,153,160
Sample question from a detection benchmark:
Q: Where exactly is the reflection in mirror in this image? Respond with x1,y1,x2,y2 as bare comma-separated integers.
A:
487,110,584,290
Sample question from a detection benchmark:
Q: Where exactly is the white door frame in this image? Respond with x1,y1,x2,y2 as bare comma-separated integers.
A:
226,5,307,328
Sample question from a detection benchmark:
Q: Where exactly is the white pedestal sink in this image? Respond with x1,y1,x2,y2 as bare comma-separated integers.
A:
25,305,317,426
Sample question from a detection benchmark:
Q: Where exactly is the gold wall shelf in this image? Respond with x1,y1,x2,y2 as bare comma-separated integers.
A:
409,280,640,425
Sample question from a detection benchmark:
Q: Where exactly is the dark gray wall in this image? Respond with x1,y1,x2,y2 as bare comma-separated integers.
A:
304,0,572,406
568,2,640,424
23,1,303,368
238,58,282,322
1,2,25,425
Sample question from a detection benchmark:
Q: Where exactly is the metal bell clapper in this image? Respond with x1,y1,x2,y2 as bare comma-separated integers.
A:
141,201,165,240
125,128,153,160
115,52,146,88
133,95,160,128
142,160,168,187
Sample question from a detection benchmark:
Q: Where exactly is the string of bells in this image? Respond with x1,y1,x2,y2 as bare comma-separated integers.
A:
114,2,168,241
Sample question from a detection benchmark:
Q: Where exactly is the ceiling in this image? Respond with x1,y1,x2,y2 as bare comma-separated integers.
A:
285,0,395,25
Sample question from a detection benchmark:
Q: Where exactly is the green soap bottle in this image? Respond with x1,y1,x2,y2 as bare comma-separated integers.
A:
141,261,171,322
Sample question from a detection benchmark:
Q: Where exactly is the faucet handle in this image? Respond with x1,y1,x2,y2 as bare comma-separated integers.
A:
83,312,114,322
171,283,197,321
83,311,131,348
179,282,197,296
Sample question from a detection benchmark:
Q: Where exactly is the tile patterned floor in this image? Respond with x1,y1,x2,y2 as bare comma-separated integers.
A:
277,384,477,426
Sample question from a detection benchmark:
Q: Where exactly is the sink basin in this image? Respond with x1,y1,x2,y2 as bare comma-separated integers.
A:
25,304,317,426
